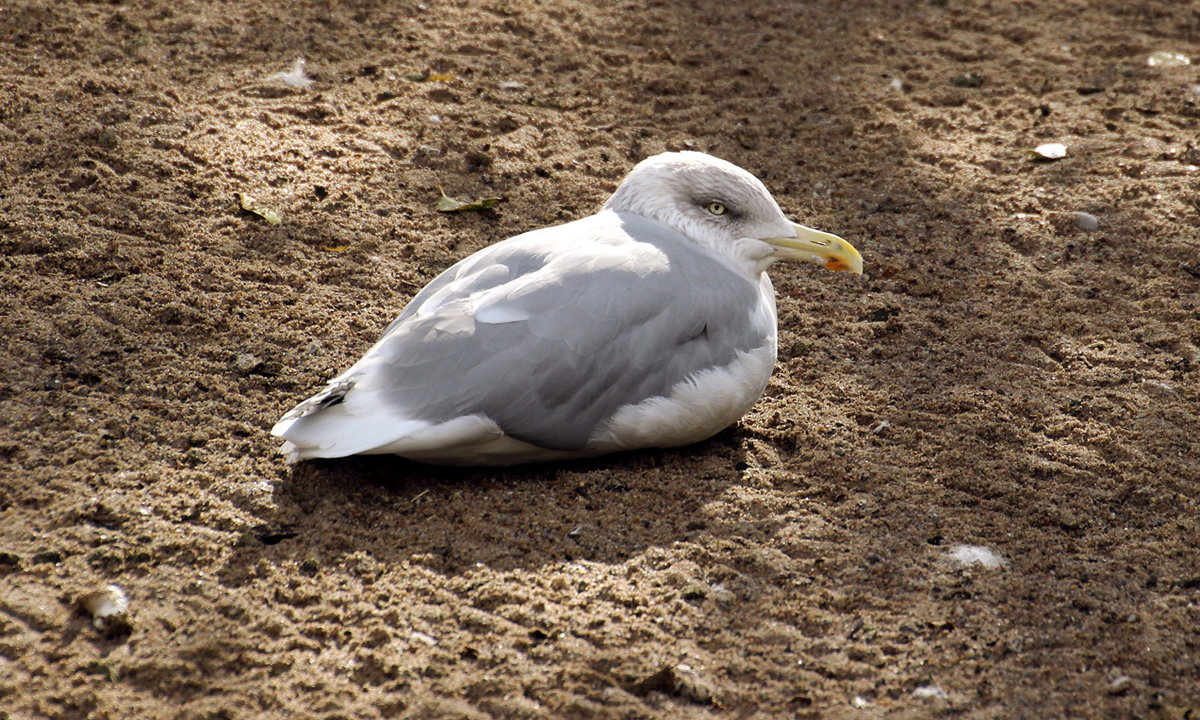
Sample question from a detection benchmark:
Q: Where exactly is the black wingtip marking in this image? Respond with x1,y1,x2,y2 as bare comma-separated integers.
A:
288,379,355,420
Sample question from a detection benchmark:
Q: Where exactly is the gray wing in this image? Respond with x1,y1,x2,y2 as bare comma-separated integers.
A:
318,212,769,451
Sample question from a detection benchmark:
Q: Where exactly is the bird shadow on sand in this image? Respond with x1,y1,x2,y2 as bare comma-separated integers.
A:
218,428,757,585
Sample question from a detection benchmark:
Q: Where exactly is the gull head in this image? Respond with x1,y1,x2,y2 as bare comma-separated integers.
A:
604,151,862,277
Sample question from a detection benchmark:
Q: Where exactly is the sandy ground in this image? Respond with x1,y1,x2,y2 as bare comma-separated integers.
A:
2,0,1199,718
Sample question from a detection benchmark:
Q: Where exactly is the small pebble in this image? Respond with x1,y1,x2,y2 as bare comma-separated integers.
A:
234,352,263,375
1107,674,1132,695
913,685,948,699
1074,212,1099,232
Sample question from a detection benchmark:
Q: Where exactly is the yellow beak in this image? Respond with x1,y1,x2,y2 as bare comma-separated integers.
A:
765,223,863,275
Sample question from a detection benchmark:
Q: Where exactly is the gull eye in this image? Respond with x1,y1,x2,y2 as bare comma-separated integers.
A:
706,201,727,216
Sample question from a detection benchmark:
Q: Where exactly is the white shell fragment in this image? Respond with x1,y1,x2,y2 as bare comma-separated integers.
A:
1147,51,1191,68
1032,143,1067,160
272,58,313,88
948,544,1006,568
410,630,438,646
913,685,949,699
79,584,129,629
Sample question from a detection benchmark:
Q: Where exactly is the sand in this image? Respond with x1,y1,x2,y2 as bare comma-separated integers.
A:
1,0,1198,718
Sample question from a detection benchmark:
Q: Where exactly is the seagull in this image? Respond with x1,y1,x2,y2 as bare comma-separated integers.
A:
272,151,862,465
